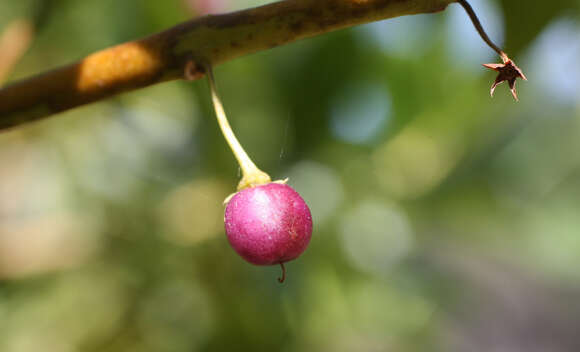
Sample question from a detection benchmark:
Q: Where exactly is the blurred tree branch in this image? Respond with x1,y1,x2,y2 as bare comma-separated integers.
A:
0,19,34,86
0,0,455,130
0,0,56,86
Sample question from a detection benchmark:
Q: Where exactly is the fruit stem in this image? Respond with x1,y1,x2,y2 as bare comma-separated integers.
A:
204,64,272,190
457,0,508,63
278,262,286,283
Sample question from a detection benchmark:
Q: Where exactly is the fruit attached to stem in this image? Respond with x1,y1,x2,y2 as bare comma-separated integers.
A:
197,62,313,282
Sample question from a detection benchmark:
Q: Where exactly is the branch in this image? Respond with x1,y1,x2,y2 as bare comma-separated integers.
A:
0,0,455,130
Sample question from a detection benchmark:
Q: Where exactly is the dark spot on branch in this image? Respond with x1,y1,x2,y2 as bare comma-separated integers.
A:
184,60,204,81
289,21,303,33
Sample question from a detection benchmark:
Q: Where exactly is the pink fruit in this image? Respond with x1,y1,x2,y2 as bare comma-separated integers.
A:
224,183,313,281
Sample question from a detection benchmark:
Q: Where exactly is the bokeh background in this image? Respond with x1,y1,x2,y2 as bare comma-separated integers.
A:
1,0,580,351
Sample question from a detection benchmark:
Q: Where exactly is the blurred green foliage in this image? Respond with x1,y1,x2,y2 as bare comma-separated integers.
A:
1,0,580,351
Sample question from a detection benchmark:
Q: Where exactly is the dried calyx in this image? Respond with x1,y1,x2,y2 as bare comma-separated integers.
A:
483,57,527,101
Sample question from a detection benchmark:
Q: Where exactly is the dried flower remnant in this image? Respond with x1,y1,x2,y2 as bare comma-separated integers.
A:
483,58,527,101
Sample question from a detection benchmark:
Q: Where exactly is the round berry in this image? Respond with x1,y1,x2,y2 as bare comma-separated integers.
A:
224,183,312,266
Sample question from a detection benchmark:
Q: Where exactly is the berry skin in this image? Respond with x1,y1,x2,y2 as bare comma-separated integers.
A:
224,183,312,266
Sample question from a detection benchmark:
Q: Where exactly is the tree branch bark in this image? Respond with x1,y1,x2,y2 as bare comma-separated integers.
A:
0,0,455,130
